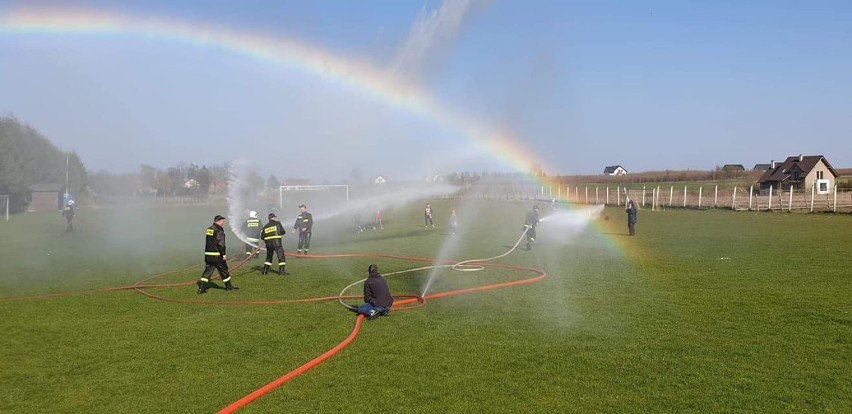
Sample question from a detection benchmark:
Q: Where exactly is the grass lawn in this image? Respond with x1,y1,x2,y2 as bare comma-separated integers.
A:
0,200,850,412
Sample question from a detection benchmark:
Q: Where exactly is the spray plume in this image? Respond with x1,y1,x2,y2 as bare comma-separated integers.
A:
391,0,490,80
226,159,260,248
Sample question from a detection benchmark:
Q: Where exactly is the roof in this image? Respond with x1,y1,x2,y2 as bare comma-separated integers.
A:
753,164,772,170
721,164,745,171
29,183,63,192
758,155,838,183
603,165,625,174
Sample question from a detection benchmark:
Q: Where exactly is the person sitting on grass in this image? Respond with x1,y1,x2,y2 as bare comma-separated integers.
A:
353,264,394,320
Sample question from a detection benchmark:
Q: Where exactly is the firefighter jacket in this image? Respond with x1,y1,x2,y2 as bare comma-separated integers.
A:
205,223,227,257
294,212,314,232
524,210,539,229
243,217,263,240
262,220,286,246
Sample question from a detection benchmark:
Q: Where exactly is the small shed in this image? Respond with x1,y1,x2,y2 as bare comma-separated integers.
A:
29,184,64,211
721,164,745,173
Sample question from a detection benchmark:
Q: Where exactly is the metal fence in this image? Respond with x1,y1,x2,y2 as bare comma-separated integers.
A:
459,183,852,213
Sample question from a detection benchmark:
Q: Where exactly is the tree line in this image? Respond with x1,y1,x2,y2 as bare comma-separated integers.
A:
0,116,87,213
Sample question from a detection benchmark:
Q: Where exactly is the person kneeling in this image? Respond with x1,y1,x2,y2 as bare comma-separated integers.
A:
354,264,394,320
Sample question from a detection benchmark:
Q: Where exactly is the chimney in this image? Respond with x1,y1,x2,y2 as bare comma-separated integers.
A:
771,160,775,169
798,154,803,162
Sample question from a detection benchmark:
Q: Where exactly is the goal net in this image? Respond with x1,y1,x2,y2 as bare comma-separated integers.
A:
279,185,349,212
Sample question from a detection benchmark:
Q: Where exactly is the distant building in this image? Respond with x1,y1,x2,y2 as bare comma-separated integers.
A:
753,163,772,171
721,164,745,173
603,165,627,176
29,183,64,211
758,155,838,194
373,175,387,185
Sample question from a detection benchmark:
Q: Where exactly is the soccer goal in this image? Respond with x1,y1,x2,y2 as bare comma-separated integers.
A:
279,185,349,210
0,195,9,221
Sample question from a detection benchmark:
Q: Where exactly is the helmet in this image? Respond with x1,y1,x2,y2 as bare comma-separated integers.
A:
249,210,257,219
368,264,378,274
68,200,75,206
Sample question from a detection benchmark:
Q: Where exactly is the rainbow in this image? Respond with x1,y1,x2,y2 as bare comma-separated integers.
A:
1,7,650,261
0,7,548,175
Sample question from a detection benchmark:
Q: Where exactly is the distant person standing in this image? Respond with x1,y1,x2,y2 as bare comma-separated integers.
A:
62,200,76,232
523,205,540,250
261,213,289,275
448,210,458,235
374,209,383,230
197,215,238,294
242,210,263,259
424,203,434,228
625,200,638,236
294,204,313,254
353,264,394,320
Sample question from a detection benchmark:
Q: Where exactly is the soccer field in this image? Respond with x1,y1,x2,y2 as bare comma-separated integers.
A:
1,200,850,413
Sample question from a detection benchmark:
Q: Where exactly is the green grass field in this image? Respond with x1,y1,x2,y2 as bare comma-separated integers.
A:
1,200,850,413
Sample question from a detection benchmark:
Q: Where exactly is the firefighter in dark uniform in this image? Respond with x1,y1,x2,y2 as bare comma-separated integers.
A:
197,215,238,294
523,205,540,251
261,212,289,275
62,200,76,232
243,210,262,259
294,204,313,254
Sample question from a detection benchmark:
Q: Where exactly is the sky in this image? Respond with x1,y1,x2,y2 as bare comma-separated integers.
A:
1,0,850,181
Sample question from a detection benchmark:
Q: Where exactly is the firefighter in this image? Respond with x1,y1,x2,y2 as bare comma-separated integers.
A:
294,204,313,254
523,205,540,251
62,200,76,232
243,210,262,259
197,215,238,294
261,212,289,275
424,203,434,227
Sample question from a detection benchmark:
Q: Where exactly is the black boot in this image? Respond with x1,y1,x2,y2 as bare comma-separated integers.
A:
261,265,269,275
279,266,290,276
196,280,208,294
225,281,239,291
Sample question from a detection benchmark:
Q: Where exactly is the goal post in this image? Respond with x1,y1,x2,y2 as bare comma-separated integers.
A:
0,195,8,221
279,185,350,210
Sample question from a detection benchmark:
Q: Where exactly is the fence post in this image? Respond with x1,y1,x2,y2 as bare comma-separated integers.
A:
732,186,737,210
749,185,753,210
652,188,656,211
810,183,815,212
606,187,610,205
834,185,837,212
714,185,718,208
769,186,773,210
642,185,646,207
698,187,703,208
669,186,674,207
596,187,599,204
575,186,579,202
585,187,588,204
788,185,793,211
657,186,661,208
617,186,620,206
683,186,687,208
557,186,561,200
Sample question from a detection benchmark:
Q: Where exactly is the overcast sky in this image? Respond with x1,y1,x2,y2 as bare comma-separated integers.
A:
1,0,850,181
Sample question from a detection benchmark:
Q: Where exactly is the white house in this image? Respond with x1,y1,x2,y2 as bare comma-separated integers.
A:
603,165,627,176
